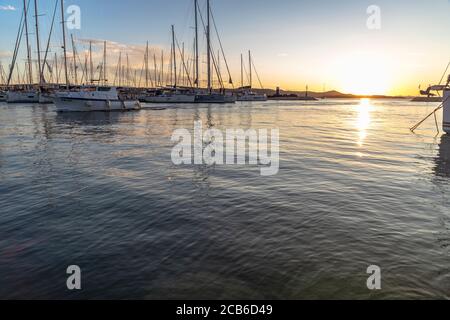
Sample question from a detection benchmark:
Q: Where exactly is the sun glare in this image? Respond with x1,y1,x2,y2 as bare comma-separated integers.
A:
334,52,393,96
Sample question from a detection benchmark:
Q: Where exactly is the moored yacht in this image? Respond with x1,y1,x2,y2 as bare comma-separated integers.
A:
142,88,197,103
236,51,267,102
54,86,141,112
6,89,39,103
0,91,7,101
195,91,236,103
38,92,55,104
237,88,267,102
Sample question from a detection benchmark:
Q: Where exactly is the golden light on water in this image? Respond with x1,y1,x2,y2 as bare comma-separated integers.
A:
356,98,372,147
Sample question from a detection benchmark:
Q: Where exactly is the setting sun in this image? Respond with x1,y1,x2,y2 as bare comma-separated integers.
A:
333,52,393,96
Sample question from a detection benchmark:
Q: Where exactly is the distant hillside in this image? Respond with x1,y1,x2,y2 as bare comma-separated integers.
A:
248,88,407,99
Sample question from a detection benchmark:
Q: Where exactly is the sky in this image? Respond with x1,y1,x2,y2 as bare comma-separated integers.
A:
1,0,450,95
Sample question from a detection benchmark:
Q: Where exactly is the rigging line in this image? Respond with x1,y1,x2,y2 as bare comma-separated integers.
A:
438,60,450,86
137,54,145,88
210,8,233,87
410,95,448,132
8,1,28,85
242,61,250,86
174,35,193,87
433,60,450,98
197,6,224,89
113,52,121,86
251,58,264,90
41,0,59,83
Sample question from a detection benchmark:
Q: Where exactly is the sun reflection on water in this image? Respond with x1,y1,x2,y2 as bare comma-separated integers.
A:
356,98,372,147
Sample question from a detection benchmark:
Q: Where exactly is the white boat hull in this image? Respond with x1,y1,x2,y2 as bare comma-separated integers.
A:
6,91,39,103
54,97,141,112
143,94,196,103
39,94,54,104
195,93,236,103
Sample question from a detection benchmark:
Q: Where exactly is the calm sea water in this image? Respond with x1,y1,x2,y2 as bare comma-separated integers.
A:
0,99,449,299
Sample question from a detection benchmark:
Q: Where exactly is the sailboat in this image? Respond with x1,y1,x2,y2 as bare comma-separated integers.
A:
143,26,196,104
6,0,39,103
54,86,141,112
410,75,450,134
194,0,236,104
237,51,267,102
53,0,141,112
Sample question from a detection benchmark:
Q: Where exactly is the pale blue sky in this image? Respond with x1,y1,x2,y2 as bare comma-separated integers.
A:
1,0,450,94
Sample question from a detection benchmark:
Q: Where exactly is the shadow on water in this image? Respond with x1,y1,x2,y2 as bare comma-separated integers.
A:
54,111,138,126
435,134,450,178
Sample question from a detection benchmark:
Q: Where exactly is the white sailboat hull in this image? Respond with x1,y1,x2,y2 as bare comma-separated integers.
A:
54,97,141,112
6,91,39,103
143,94,196,103
195,93,236,103
39,94,54,104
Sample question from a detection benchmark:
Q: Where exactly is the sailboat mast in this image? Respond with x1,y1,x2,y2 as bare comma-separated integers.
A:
61,0,69,88
182,42,184,87
194,0,199,88
71,34,77,84
103,41,107,85
34,0,42,85
249,50,252,89
23,0,33,85
240,53,243,88
160,50,164,87
172,25,177,88
89,41,93,84
54,53,59,84
126,53,130,87
153,53,157,87
217,50,220,88
145,41,149,88
206,0,211,91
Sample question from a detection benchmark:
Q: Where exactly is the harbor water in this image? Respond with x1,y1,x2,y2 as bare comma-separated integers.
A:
0,99,449,299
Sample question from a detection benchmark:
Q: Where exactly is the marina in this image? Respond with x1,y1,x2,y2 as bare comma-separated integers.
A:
1,0,450,303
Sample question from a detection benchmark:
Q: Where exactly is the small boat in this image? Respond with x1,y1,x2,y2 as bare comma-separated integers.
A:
237,90,267,101
54,86,141,112
6,90,39,103
0,91,7,102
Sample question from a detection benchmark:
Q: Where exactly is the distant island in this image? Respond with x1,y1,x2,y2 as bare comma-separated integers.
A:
248,87,410,100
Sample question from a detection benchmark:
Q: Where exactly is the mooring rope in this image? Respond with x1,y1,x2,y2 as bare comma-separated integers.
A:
410,96,448,132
